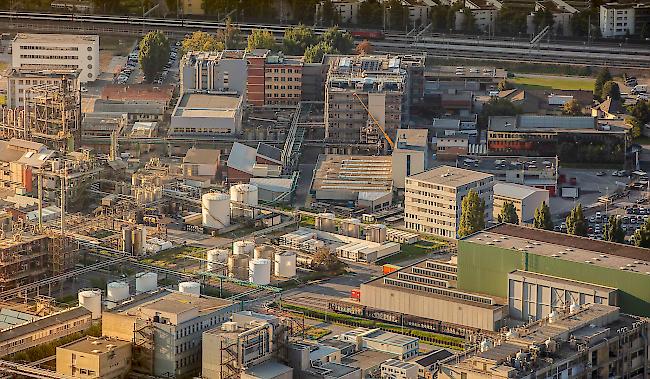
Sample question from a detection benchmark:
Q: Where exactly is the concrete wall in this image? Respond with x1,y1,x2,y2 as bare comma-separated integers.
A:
392,149,425,190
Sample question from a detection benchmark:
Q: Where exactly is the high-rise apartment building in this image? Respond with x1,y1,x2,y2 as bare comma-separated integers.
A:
12,34,99,83
404,166,494,238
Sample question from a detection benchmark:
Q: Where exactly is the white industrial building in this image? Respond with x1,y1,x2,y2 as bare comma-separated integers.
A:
493,182,549,224
170,93,243,136
338,328,419,360
404,166,494,239
391,128,428,190
12,33,99,82
381,359,419,379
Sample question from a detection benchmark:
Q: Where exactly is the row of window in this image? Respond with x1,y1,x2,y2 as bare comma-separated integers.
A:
384,278,494,305
412,266,457,281
267,76,300,82
265,68,300,74
265,85,301,90
18,45,91,51
397,272,449,288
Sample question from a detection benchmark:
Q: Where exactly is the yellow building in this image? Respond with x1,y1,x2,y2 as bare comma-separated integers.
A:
56,336,132,379
180,0,204,15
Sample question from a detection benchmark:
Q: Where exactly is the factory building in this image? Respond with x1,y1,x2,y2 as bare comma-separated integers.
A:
438,304,650,379
56,336,132,379
404,166,494,239
5,68,80,108
360,259,508,331
324,55,425,143
169,93,244,136
458,224,650,317
179,50,248,97
102,289,239,378
11,33,99,82
391,128,428,190
338,328,419,360
492,182,549,224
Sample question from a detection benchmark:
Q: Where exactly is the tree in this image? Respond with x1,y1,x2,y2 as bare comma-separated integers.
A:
634,218,650,248
603,215,625,243
319,0,339,26
356,40,374,55
601,81,621,101
566,204,587,236
283,25,318,55
497,201,519,224
533,201,553,230
479,97,522,127
497,79,513,91
627,99,650,124
139,31,170,83
358,0,384,28
496,6,528,36
626,117,643,139
386,0,407,31
532,8,555,33
311,247,342,271
594,67,612,100
247,29,277,52
291,0,319,24
462,7,477,33
570,9,598,37
642,22,650,39
216,18,244,50
458,189,486,238
562,99,583,116
304,41,337,63
322,27,354,54
203,0,238,17
181,31,224,55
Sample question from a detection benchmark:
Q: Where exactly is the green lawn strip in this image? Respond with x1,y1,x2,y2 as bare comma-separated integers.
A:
276,302,464,349
140,245,204,267
511,76,595,91
377,240,447,265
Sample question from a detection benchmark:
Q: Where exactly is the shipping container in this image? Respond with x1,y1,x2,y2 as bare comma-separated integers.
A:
382,264,401,275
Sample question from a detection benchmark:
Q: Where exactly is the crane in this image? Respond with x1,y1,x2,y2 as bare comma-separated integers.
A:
352,92,395,150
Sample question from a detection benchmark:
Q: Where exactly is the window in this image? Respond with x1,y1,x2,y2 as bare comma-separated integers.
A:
87,55,92,60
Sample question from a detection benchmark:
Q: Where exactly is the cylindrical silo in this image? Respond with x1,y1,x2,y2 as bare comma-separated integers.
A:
254,245,276,273
206,249,228,271
178,281,201,295
106,281,130,308
340,218,361,238
202,192,231,230
233,240,255,256
249,258,271,285
228,254,250,280
135,272,158,293
78,289,102,319
132,227,143,255
230,184,259,218
122,227,132,253
274,251,297,278
366,224,387,243
316,213,336,232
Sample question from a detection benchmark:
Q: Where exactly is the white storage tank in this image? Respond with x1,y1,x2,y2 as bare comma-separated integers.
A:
178,281,201,295
233,240,255,256
228,254,250,280
365,224,387,243
106,281,130,303
135,272,158,293
202,192,231,230
249,258,271,285
78,289,102,320
230,184,259,218
274,251,297,278
206,249,229,271
340,218,361,238
316,213,336,232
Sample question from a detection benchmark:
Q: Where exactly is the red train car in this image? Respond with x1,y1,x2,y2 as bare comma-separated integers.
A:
351,30,385,40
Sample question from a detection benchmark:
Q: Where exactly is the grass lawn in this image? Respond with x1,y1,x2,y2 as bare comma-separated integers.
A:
141,245,205,268
305,327,331,340
511,75,595,91
377,239,447,265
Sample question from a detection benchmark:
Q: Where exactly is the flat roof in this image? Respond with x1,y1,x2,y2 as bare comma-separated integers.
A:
14,33,98,43
312,154,393,193
342,349,397,370
183,147,219,165
489,115,599,132
243,361,292,378
464,224,650,273
59,336,130,355
101,84,175,102
113,289,234,316
493,182,547,200
408,165,493,187
395,128,428,149
178,93,242,109
414,349,454,367
0,307,90,343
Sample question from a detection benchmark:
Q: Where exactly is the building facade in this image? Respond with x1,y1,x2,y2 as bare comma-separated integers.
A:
264,53,303,106
12,34,99,82
600,3,635,37
404,166,494,239
180,50,248,97
6,68,80,108
391,128,428,190
492,182,549,224
56,336,132,379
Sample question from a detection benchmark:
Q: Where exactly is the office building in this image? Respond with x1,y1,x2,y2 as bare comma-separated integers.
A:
169,93,244,136
487,115,627,164
435,134,469,161
380,359,419,379
56,336,132,379
264,53,303,106
458,224,650,317
316,0,360,24
12,33,99,82
5,68,80,108
404,166,494,239
493,182,549,224
180,50,247,96
438,304,649,379
324,55,425,143
391,128,428,190
102,289,239,378
360,258,508,331
338,328,419,359
599,2,650,37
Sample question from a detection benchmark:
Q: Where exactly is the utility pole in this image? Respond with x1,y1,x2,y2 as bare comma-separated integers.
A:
37,173,43,231
60,161,66,236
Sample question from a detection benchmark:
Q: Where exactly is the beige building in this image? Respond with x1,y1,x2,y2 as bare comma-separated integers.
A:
360,259,508,331
6,68,80,108
264,53,303,106
405,166,494,239
392,128,428,189
180,0,204,15
438,304,650,379
317,0,360,24
493,182,549,224
435,134,468,161
56,336,131,379
12,33,99,83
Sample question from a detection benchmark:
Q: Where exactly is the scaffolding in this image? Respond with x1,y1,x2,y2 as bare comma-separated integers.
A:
132,320,155,376
24,78,80,152
0,108,29,140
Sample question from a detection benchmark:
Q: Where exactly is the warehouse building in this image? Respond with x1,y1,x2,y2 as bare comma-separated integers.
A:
458,224,650,317
169,93,243,136
404,166,494,239
439,304,650,379
492,182,549,224
311,155,393,202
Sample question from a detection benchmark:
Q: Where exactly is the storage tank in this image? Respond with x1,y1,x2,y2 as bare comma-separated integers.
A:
315,213,336,232
132,227,143,255
206,249,228,271
233,240,255,256
274,251,297,278
365,224,387,243
254,245,276,272
78,289,102,319
228,254,250,280
178,281,201,295
106,282,129,309
230,184,259,218
135,272,158,293
249,258,271,285
202,192,231,230
340,218,361,238
122,227,132,253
